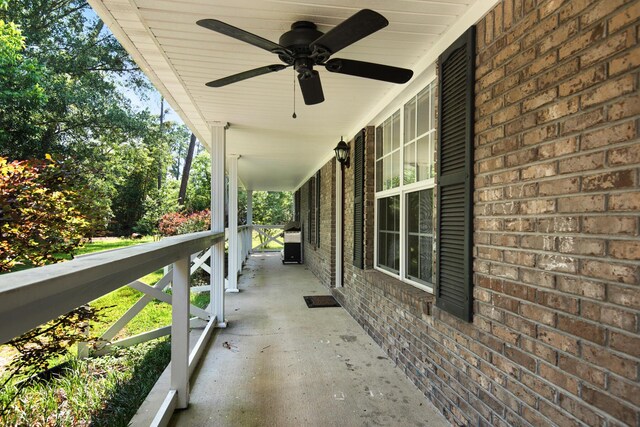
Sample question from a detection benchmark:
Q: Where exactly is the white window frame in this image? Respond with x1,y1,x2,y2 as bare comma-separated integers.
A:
374,78,437,294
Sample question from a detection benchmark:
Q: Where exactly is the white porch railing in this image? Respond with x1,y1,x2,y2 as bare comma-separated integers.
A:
251,225,284,252
0,230,238,426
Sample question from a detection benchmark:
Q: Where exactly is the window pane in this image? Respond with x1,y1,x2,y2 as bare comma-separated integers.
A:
376,159,383,192
404,98,416,142
383,118,391,155
403,142,416,185
377,196,399,274
430,86,436,133
417,87,430,136
390,150,400,189
376,126,383,160
417,134,432,181
405,189,433,285
392,111,400,151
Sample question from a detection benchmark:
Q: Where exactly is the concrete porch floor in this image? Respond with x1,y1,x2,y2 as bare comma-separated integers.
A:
145,252,449,426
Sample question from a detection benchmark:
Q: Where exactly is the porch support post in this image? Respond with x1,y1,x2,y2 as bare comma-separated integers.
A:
171,256,190,408
211,122,228,327
246,190,253,256
227,154,240,293
335,160,343,287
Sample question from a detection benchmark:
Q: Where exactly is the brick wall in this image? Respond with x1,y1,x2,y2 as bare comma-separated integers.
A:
302,161,336,287
305,1,640,426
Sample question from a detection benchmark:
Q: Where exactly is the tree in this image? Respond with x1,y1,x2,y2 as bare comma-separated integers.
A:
0,156,89,271
178,133,197,205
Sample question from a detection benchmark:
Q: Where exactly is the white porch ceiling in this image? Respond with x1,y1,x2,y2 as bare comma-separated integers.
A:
89,0,495,191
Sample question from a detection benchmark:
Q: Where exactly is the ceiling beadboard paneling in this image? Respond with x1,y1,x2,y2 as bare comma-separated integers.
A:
94,0,476,190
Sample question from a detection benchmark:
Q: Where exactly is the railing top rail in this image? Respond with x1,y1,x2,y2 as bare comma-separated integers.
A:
0,231,224,344
251,224,285,228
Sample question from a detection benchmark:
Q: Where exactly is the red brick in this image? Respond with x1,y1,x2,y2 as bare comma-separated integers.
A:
536,97,579,124
537,290,579,314
580,28,636,67
539,363,579,394
522,124,558,146
521,303,556,326
538,399,582,427
582,120,636,150
581,259,638,285
523,51,558,78
558,354,606,387
582,385,637,425
478,156,505,174
537,58,580,89
493,353,519,379
520,335,556,363
537,216,580,234
609,239,640,260
608,376,640,408
582,342,638,379
493,104,521,125
504,112,537,136
558,22,606,59
477,126,505,146
558,0,598,23
581,74,636,108
557,315,606,345
608,284,640,310
610,331,640,358
493,41,520,67
490,233,518,247
558,393,605,426
581,300,637,332
610,44,640,76
582,170,636,192
504,218,535,232
522,88,557,112
557,276,606,300
477,96,505,117
582,215,637,236
580,0,627,27
505,147,537,167
557,194,605,213
505,47,536,74
503,250,536,266
492,201,519,215
561,108,606,135
608,93,640,121
504,345,536,372
537,327,579,355
537,137,578,159
504,182,538,199
504,80,536,104
537,254,578,273
491,169,520,185
521,370,555,401
479,67,506,91
609,143,640,166
519,199,555,214
609,2,640,32
492,323,520,344
491,136,519,155
558,152,604,174
538,177,580,196
557,236,605,256
520,235,556,251
610,191,640,211
538,18,578,53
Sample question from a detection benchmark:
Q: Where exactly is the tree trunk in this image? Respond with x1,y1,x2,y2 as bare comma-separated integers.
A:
178,133,196,205
158,97,165,190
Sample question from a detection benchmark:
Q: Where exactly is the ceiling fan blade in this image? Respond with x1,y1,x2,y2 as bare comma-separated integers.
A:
298,71,325,105
197,19,290,55
311,9,388,55
325,58,413,84
206,64,288,87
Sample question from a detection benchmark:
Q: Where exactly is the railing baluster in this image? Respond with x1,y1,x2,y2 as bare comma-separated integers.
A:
171,256,190,409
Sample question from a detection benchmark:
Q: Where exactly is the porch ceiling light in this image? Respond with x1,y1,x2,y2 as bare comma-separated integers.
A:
334,138,350,168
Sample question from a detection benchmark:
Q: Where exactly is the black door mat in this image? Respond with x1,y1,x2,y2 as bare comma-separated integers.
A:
303,295,341,308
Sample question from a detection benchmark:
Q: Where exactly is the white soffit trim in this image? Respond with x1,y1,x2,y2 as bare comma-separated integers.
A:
294,0,500,191
355,0,501,132
88,0,212,150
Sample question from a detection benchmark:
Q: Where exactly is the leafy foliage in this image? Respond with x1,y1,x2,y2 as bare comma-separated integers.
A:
158,210,211,237
0,156,89,271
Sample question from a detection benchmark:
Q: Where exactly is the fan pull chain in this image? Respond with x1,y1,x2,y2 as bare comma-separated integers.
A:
292,70,297,119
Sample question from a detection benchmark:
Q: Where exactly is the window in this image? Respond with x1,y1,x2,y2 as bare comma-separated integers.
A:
375,82,436,291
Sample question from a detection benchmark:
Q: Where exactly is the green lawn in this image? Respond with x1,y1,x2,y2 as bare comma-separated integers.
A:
0,236,211,425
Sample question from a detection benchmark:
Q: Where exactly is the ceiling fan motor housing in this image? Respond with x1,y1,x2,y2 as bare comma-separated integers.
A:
278,21,324,70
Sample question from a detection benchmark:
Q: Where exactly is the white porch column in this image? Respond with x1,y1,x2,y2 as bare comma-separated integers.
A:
211,122,228,327
246,190,253,256
171,256,190,408
227,154,240,293
335,160,343,287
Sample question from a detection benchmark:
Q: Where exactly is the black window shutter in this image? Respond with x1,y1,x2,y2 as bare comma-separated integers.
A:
435,27,475,322
353,130,365,269
307,179,314,244
294,190,301,222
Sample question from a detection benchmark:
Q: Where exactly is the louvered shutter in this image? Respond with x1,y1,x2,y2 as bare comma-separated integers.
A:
353,130,365,269
435,27,475,322
307,179,314,244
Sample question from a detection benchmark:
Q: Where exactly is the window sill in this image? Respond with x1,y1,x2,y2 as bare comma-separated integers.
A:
362,270,434,318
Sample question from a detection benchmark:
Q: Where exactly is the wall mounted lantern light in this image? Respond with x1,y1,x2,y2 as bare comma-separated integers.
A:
334,137,350,168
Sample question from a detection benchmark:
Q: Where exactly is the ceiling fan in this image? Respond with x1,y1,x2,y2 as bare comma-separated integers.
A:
196,9,413,105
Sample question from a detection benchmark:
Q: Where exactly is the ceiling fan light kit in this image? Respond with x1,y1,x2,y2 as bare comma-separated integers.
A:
196,9,414,105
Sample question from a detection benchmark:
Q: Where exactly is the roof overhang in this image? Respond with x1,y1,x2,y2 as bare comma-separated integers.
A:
89,0,499,190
